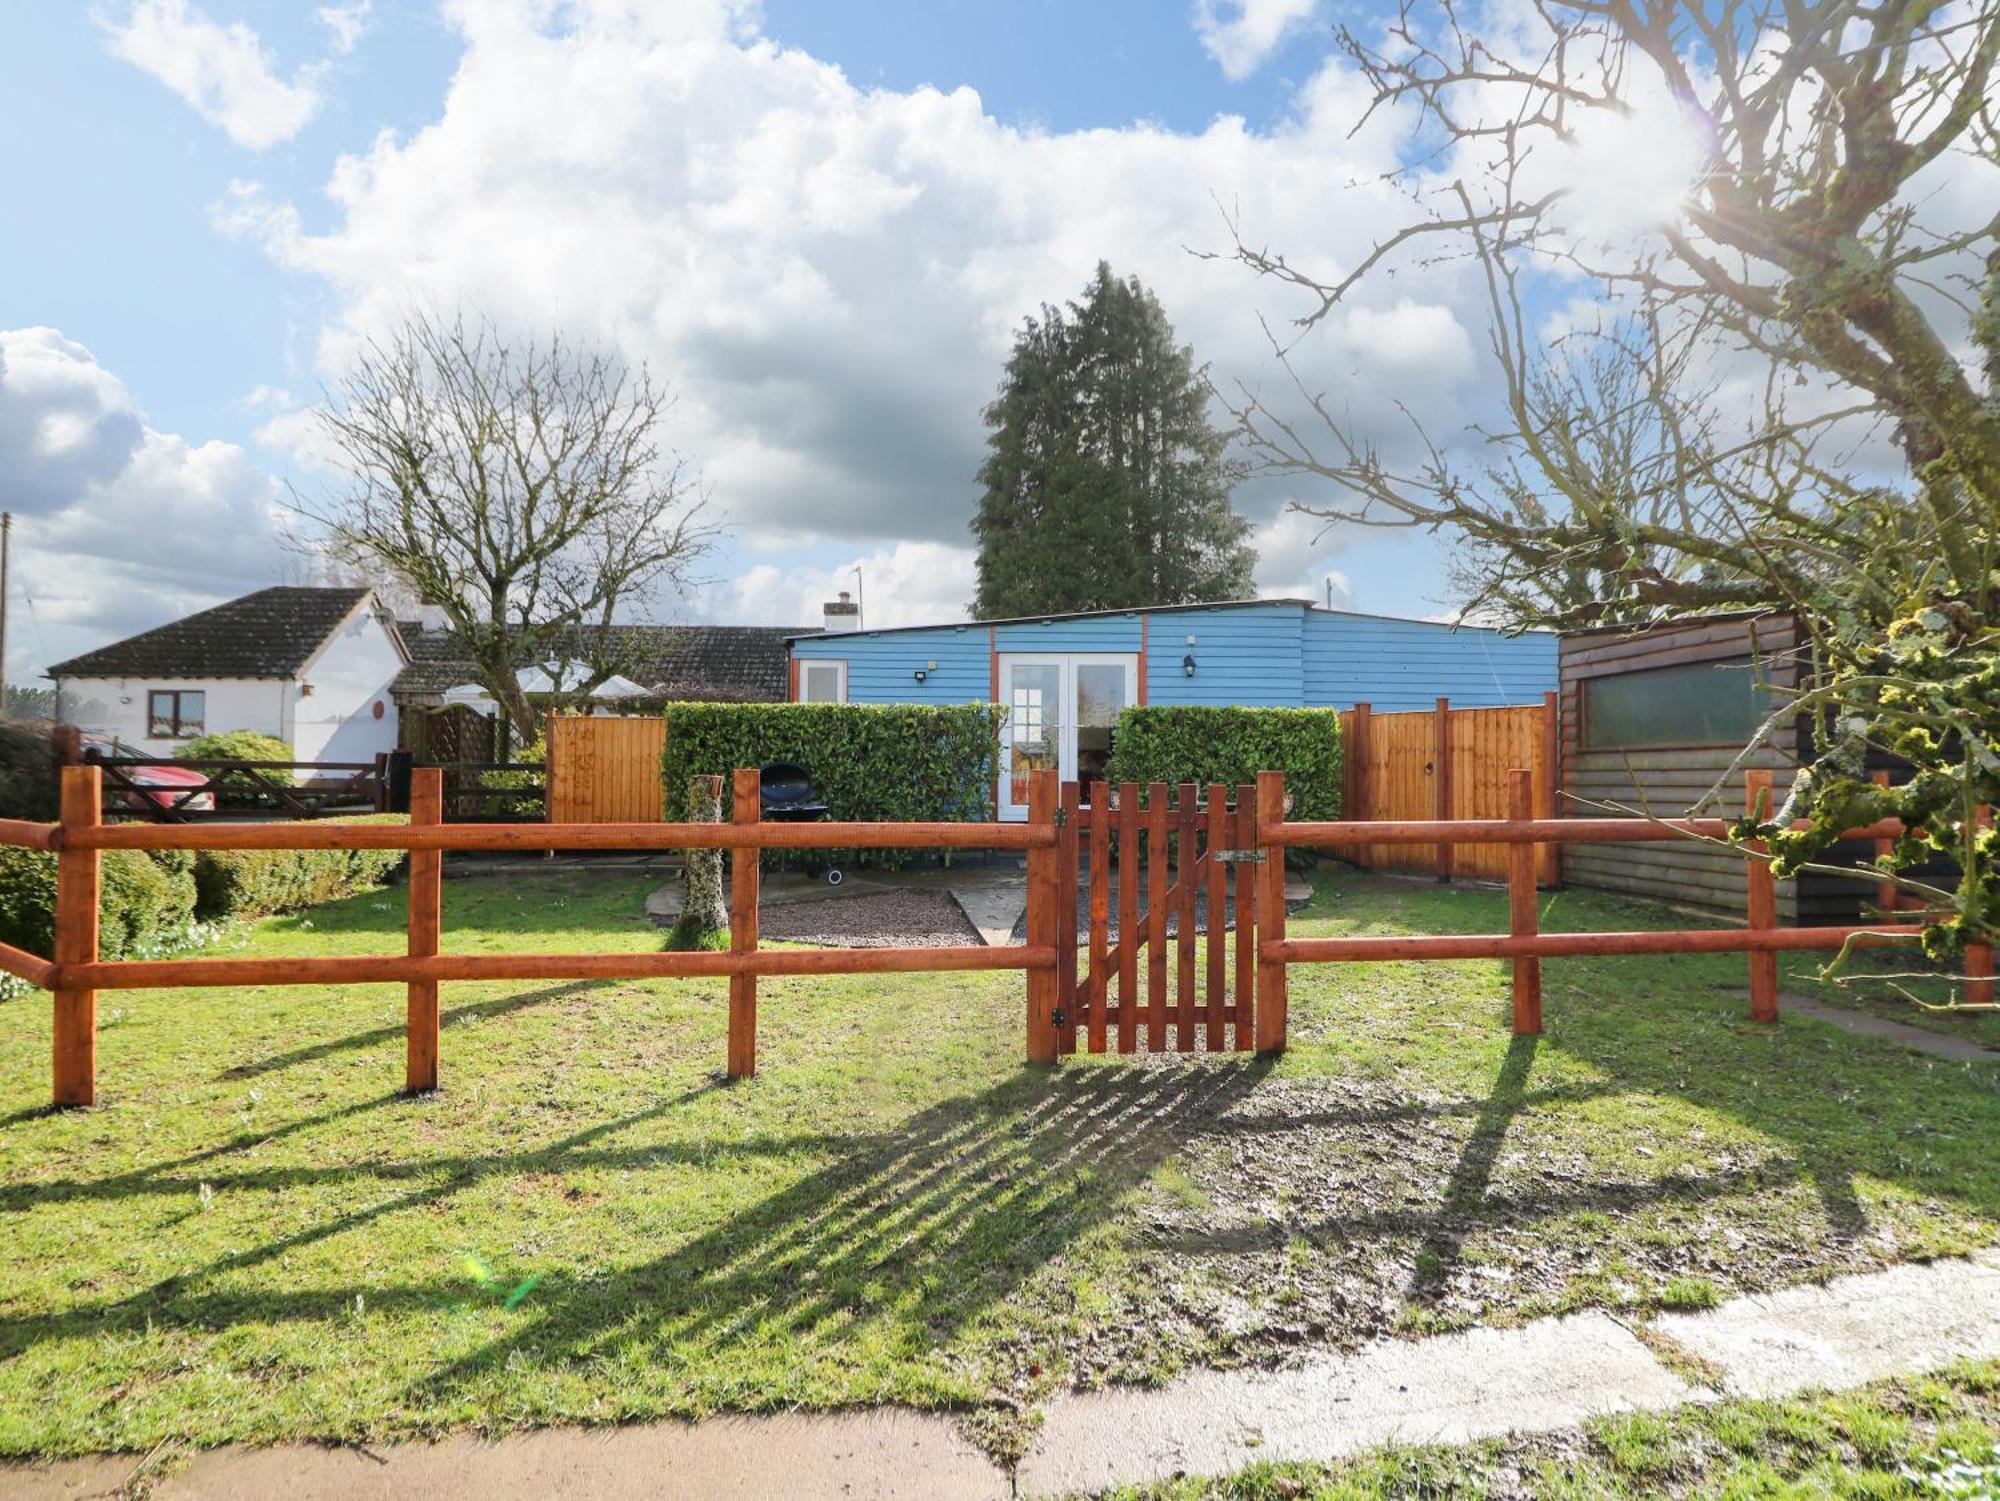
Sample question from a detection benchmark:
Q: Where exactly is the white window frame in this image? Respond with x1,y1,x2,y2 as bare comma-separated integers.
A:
799,658,848,704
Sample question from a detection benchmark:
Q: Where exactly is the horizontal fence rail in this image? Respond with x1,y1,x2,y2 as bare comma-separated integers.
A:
7,764,1074,1107
3,762,1983,1111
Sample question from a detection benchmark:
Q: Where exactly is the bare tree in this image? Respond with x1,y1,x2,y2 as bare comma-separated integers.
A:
303,311,712,740
1225,2,2000,979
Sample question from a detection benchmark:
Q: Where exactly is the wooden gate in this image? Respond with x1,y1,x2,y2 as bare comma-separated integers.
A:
1058,781,1263,1054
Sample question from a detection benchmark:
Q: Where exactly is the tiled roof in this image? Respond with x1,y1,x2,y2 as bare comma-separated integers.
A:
392,622,812,703
48,587,375,680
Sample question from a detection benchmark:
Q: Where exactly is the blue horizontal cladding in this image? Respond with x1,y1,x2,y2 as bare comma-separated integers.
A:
993,613,1144,653
1146,603,1307,707
793,626,990,704
1302,612,1558,711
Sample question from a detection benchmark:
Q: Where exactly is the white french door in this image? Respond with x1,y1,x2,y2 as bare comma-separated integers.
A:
998,653,1138,819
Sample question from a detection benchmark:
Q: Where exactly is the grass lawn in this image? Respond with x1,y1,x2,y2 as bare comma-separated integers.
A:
1,865,1996,1463
1087,1357,2000,1499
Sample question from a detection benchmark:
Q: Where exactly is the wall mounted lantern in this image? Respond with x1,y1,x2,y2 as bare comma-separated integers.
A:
1182,653,1197,678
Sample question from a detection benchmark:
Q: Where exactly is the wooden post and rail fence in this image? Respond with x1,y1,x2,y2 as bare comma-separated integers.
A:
0,763,1987,1110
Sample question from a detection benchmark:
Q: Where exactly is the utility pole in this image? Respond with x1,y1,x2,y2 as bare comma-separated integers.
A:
0,511,11,718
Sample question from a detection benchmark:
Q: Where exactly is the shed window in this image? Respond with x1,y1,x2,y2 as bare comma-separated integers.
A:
800,660,847,704
1583,660,1771,750
147,689,206,738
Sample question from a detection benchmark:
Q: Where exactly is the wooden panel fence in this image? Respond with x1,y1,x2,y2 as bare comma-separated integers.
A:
3,762,1988,1111
1334,693,1559,884
545,714,667,823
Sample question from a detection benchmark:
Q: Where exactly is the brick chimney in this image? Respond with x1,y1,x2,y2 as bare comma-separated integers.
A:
822,590,860,633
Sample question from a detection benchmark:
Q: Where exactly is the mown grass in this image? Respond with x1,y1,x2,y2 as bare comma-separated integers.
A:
0,863,1995,1462
1088,1356,2000,1499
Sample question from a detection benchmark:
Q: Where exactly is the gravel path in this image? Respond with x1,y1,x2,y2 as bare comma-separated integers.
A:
757,889,983,948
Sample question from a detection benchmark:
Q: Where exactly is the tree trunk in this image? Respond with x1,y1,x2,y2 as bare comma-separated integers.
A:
666,774,730,950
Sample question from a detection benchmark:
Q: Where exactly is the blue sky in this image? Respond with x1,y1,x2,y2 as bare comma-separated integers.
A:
0,0,1467,679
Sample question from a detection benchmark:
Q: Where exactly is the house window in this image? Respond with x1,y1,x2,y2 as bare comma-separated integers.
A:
1582,659,1771,750
800,660,848,704
147,689,206,738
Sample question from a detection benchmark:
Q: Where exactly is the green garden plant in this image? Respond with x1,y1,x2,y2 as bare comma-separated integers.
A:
1104,705,1342,820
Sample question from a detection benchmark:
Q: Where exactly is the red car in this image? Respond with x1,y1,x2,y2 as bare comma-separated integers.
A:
79,735,217,814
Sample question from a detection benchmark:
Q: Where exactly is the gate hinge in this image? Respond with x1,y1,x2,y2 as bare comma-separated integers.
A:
1051,1007,1067,1029
1214,849,1268,864
1052,807,1069,828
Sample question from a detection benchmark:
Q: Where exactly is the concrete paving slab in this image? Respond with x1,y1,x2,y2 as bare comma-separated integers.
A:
1654,1250,2000,1399
1766,991,1998,1063
1015,1311,1698,1497
0,1409,1005,1501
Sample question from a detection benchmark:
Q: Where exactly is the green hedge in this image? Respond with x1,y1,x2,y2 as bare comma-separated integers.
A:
0,722,57,822
659,702,1005,866
192,814,411,920
1103,706,1344,819
0,846,198,961
175,729,295,767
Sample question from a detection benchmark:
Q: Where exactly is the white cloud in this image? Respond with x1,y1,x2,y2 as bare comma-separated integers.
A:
711,542,979,631
102,0,327,149
225,0,1474,599
0,329,294,679
1194,0,1320,81
316,1,372,57
1249,507,1353,605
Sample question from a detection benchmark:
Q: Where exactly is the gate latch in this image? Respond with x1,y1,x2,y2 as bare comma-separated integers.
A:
1051,1007,1067,1029
1214,850,1268,864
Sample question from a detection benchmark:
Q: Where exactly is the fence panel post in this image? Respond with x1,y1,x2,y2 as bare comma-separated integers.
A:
1970,804,1994,1007
1434,696,1454,882
1176,782,1197,1051
1056,778,1080,1055
1117,782,1139,1054
1540,690,1561,887
1745,768,1780,1024
1255,770,1288,1055
1146,782,1168,1052
1088,786,1110,1054
1347,702,1370,868
1026,768,1060,1065
1508,768,1542,1035
52,765,101,1108
729,767,761,1078
405,767,443,1093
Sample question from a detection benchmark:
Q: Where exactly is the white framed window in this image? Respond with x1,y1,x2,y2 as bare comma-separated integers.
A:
800,659,848,704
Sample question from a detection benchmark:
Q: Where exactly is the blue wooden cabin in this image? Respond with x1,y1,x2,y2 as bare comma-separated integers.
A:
789,597,1556,818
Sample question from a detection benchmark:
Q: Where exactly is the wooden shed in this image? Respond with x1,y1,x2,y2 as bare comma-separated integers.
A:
1559,612,1879,923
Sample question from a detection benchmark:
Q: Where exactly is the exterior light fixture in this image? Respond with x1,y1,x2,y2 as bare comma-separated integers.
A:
1182,653,1197,677
913,668,928,683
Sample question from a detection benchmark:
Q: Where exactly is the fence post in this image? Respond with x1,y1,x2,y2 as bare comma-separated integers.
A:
1745,768,1780,1024
728,767,761,1079
52,765,101,1108
1871,769,1899,914
1026,768,1060,1065
1347,702,1370,869
1255,770,1288,1055
1970,804,1994,1008
1056,777,1080,1054
1540,690,1561,887
405,767,443,1093
1508,768,1542,1035
1434,695,1453,882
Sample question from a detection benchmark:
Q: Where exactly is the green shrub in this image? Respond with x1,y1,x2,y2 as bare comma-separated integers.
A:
175,729,295,767
0,722,58,821
1103,706,1344,819
480,735,544,818
192,813,411,920
0,845,198,961
659,702,1005,867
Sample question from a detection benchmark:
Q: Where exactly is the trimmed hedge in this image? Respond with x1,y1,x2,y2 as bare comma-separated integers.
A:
192,814,411,920
175,729,295,767
0,846,198,961
1103,706,1344,820
659,702,1006,866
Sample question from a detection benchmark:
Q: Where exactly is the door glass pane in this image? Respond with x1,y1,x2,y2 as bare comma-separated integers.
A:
1074,663,1128,788
1008,664,1062,807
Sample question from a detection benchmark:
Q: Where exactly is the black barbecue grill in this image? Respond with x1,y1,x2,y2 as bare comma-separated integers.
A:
759,762,842,885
